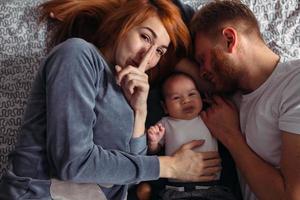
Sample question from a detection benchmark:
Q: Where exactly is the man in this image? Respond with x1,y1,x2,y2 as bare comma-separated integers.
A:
190,1,300,200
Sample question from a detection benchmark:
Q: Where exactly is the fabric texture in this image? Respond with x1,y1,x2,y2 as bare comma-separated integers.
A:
238,59,300,200
159,116,218,156
159,116,220,181
50,179,107,200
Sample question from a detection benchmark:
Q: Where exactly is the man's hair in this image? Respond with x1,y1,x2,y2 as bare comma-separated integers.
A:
190,0,263,41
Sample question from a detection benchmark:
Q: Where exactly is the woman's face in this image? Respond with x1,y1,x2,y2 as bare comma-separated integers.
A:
114,16,170,71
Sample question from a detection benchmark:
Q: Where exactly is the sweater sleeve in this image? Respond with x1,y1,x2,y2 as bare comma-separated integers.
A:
130,134,148,155
44,38,159,185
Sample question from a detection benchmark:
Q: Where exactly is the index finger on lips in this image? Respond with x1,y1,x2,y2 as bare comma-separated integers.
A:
138,45,156,72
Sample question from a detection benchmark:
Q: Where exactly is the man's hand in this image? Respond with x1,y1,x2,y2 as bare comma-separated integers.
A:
200,96,242,147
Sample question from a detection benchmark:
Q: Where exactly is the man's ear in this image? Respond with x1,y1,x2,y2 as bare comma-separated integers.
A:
222,27,237,53
160,101,168,114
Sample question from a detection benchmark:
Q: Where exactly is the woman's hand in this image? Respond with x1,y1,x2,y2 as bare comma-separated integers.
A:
115,45,156,113
115,46,156,137
159,140,221,182
115,65,149,113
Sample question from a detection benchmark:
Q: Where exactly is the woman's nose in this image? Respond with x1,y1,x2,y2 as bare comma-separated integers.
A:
139,43,152,58
136,46,150,64
138,45,158,70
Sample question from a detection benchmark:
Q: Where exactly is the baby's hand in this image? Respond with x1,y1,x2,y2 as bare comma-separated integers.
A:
147,123,165,144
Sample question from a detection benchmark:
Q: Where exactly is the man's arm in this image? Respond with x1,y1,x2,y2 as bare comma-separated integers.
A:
225,131,300,200
280,132,300,199
201,96,300,200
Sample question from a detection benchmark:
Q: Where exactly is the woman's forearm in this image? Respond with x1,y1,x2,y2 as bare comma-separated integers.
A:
158,156,173,178
132,109,147,138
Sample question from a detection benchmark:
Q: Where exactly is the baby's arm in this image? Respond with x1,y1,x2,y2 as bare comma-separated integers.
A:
147,123,165,154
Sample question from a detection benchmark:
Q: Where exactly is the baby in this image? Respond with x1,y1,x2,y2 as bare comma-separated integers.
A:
136,71,236,200
148,71,217,157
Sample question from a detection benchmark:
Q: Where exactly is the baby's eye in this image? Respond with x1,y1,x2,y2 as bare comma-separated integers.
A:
189,92,197,96
172,96,180,100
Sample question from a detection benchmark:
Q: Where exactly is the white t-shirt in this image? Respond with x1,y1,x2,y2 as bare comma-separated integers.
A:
238,59,300,200
159,116,219,182
159,116,218,156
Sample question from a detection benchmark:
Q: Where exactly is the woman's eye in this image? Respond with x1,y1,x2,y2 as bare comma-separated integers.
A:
156,48,165,56
141,34,151,43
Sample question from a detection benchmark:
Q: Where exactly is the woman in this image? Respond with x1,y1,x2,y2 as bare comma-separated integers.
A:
0,1,221,199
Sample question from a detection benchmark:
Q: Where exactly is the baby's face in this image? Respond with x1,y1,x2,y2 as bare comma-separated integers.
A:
163,75,202,120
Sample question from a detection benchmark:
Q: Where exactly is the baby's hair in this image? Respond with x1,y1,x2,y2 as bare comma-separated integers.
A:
159,71,199,102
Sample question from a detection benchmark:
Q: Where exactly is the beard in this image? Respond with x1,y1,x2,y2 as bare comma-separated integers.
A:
209,48,241,95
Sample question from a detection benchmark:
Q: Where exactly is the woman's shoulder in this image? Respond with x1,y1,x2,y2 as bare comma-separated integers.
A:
62,37,89,45
42,38,107,76
52,38,99,56
45,38,107,67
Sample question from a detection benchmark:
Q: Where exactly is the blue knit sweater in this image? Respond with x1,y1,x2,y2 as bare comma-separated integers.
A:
0,38,159,200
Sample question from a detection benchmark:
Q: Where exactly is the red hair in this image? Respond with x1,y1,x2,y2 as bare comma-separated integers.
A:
39,0,191,82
